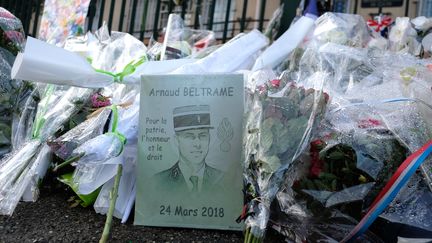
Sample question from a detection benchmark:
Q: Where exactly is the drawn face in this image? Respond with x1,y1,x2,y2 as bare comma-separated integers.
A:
176,128,210,165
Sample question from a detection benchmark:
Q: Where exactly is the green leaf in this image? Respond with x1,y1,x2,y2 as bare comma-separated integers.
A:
260,126,274,153
59,173,100,207
327,151,345,160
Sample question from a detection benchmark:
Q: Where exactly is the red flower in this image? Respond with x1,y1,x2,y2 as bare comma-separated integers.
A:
323,92,330,103
358,118,382,129
309,139,326,178
269,79,281,88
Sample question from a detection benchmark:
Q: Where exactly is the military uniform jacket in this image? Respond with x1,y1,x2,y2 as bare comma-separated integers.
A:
152,161,224,195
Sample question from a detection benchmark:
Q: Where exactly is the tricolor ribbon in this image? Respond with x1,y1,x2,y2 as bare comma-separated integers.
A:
367,16,393,32
342,140,432,242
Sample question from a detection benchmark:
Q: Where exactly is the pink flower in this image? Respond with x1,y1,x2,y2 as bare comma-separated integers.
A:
91,93,111,108
269,79,281,88
0,9,15,19
257,84,267,94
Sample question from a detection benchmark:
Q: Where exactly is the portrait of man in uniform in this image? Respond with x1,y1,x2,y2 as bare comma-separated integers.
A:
153,105,224,194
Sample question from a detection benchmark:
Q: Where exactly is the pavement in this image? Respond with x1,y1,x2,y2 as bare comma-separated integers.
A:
0,178,244,243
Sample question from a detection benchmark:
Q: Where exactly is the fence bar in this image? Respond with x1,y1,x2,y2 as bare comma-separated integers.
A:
222,0,231,43
258,0,266,31
118,0,127,32
32,0,42,37
194,0,202,29
152,0,161,39
168,0,174,14
405,0,410,16
19,0,27,34
129,0,138,34
11,0,18,15
140,0,149,40
25,0,34,35
354,0,358,14
277,0,300,39
98,0,106,28
87,0,97,31
181,0,187,19
240,0,248,32
108,0,116,31
207,0,216,30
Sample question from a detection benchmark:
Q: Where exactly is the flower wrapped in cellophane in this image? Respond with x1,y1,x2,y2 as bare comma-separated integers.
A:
0,85,92,215
241,68,329,242
269,37,432,242
0,7,32,159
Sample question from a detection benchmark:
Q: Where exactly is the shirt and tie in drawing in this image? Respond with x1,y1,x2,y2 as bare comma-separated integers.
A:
153,105,224,196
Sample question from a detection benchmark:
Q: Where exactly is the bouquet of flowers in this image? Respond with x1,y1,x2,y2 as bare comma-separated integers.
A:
241,69,329,242
0,85,92,215
269,30,432,240
0,7,29,159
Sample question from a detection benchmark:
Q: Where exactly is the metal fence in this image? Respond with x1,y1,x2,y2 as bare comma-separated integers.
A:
0,0,287,43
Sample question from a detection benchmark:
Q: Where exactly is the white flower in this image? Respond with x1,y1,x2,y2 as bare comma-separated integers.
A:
389,17,418,52
411,16,432,31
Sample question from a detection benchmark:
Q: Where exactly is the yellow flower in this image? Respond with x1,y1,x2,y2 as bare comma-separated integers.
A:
358,175,367,183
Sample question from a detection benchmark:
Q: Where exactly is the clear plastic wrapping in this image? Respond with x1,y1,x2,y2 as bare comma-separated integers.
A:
0,84,92,215
242,69,329,240
313,12,370,48
160,14,215,60
270,36,432,241
48,108,111,160
0,7,27,159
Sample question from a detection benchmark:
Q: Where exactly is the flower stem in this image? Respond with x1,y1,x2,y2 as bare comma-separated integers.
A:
99,164,123,243
53,153,84,172
244,227,251,243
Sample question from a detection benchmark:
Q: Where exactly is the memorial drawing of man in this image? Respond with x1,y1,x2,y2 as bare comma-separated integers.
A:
153,105,224,195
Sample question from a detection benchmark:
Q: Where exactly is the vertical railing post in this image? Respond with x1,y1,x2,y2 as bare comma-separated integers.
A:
108,0,116,32
140,0,149,41
240,0,248,33
87,0,97,32
222,0,231,43
98,0,106,28
152,0,161,39
194,0,202,29
118,0,127,32
32,0,42,37
258,0,266,31
168,0,174,14
181,0,187,20
129,0,139,34
207,0,216,30
277,0,301,39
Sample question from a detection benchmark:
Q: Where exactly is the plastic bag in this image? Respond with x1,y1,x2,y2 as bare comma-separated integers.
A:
273,44,432,241
0,7,27,159
47,108,111,160
94,145,136,221
160,14,215,60
389,17,421,56
241,69,329,241
173,29,268,74
0,84,92,215
313,12,370,48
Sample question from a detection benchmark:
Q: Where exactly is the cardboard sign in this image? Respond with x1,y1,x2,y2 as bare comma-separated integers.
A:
135,74,244,231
